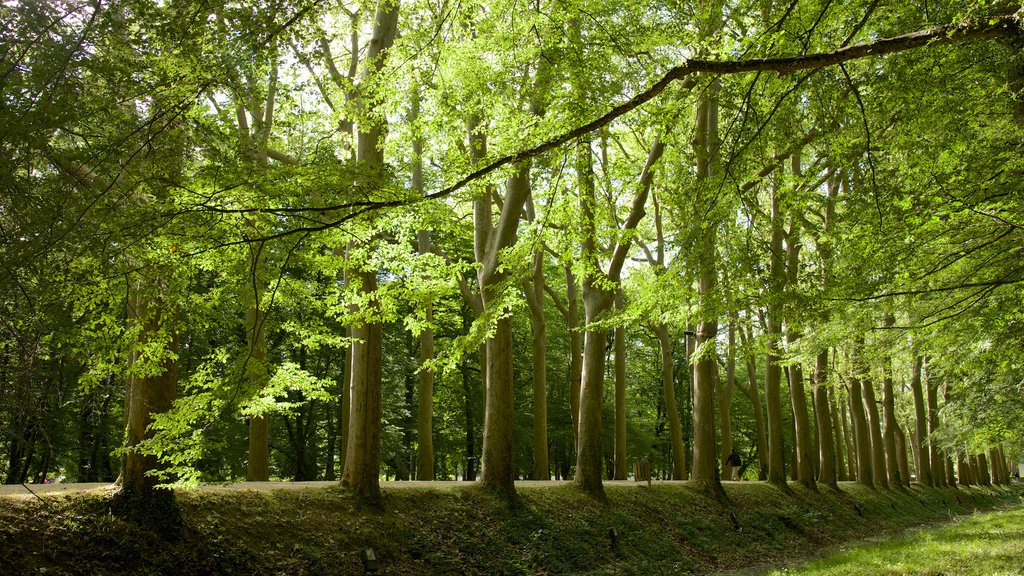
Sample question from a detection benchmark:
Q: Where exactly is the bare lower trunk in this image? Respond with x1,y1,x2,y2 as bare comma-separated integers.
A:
120,288,178,497
787,355,815,488
743,356,769,480
910,355,932,486
978,453,991,485
481,312,516,493
531,285,549,481
565,266,582,452
861,376,888,488
894,423,911,487
654,325,686,479
342,270,384,502
576,301,609,496
957,454,972,486
719,323,737,481
881,365,901,486
848,375,873,487
813,351,836,489
926,378,945,488
613,292,627,480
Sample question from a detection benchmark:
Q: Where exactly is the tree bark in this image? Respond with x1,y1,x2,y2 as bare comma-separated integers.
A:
848,368,873,487
765,180,788,488
341,0,398,503
524,235,549,481
613,291,627,480
910,355,932,486
412,84,435,482
654,325,687,480
813,351,837,489
119,285,178,497
860,373,888,488
881,352,902,487
926,373,945,488
894,422,911,487
719,321,737,481
690,78,724,499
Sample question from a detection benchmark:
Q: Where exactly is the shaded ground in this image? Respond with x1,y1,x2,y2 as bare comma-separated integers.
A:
1,481,1020,575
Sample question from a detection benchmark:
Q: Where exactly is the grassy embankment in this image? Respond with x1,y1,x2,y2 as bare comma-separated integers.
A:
767,504,1024,575
1,481,1020,575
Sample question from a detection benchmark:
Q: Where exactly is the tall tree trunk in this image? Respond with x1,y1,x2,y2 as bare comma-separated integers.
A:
848,371,873,487
813,351,837,489
926,375,945,488
525,241,549,481
860,374,888,488
119,285,178,497
690,80,723,498
895,423,911,487
566,266,582,452
765,179,788,488
881,354,902,487
575,130,662,496
719,321,737,481
341,0,398,502
910,355,932,486
988,447,1003,485
978,453,991,485
654,325,687,480
613,291,627,480
957,454,972,486
413,84,435,482
840,388,856,480
829,378,848,481
783,151,814,489
342,277,384,501
742,354,769,480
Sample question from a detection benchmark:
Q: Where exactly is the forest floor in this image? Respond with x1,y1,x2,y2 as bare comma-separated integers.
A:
1,480,1021,575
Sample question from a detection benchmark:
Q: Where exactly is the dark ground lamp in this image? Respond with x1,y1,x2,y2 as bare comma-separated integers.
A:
361,548,378,575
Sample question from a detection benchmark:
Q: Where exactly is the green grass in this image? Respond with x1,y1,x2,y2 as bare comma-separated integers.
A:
767,505,1024,576
1,483,1021,575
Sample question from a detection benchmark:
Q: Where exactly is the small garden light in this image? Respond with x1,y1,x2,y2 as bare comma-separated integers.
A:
361,548,378,575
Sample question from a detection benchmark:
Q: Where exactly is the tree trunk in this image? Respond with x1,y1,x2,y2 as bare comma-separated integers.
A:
719,322,737,481
565,265,582,453
119,285,178,497
828,378,847,481
860,375,888,488
978,453,991,485
813,351,837,489
655,325,687,480
926,376,945,488
881,359,901,487
341,0,398,503
690,88,723,499
526,244,549,481
413,83,435,482
848,374,873,487
895,423,911,487
613,291,627,480
910,355,932,486
765,180,787,488
957,454,972,486
782,151,814,489
742,355,769,480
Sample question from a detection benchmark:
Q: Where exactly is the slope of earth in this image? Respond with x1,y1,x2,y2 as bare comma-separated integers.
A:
1,481,1020,575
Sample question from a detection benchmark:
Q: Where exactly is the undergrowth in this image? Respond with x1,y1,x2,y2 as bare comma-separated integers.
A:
1,482,1020,575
